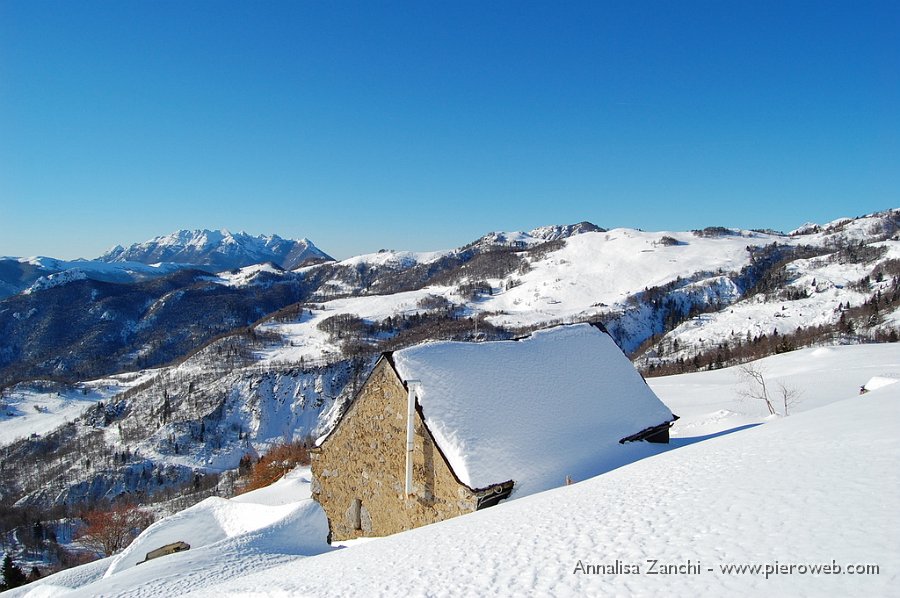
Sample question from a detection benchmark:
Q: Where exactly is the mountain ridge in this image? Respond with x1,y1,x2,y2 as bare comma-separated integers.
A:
98,229,333,271
0,230,334,300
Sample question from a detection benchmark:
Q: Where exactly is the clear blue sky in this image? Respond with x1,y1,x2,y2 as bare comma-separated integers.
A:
1,1,898,260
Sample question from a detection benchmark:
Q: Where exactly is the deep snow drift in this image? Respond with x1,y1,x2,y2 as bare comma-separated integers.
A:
11,344,899,597
9,469,333,598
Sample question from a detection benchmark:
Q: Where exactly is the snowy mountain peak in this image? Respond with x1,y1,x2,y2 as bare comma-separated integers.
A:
98,229,333,271
527,221,606,241
474,221,604,248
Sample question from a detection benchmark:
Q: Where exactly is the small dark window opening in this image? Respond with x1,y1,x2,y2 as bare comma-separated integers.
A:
351,498,362,530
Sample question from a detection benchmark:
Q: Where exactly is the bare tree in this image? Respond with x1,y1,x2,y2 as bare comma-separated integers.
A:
776,381,802,416
737,363,802,416
736,363,777,415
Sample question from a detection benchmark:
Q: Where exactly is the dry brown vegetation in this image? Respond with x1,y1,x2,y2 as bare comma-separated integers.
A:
75,502,154,557
237,441,311,494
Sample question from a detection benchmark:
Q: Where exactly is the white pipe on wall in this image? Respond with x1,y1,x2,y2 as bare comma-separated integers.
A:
405,380,420,497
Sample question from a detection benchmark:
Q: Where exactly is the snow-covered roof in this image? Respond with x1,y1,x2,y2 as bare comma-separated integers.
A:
391,323,674,497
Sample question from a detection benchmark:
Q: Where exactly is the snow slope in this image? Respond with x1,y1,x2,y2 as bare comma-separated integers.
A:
391,324,674,495
13,345,898,597
204,385,896,598
647,240,900,365
102,468,327,576
252,228,783,367
259,213,900,369
0,371,159,444
482,228,770,329
650,343,900,438
8,468,332,598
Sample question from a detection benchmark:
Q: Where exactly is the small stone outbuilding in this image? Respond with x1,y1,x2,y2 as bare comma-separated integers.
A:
310,323,675,541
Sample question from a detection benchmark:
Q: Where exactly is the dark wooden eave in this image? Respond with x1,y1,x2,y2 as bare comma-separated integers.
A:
618,415,679,444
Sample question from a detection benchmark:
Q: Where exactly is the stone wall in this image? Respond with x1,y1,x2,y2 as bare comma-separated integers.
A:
310,358,479,541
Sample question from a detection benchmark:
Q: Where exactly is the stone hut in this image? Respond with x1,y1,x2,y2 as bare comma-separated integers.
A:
310,323,675,541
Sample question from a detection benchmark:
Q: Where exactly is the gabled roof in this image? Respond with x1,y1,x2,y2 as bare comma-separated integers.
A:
390,323,675,498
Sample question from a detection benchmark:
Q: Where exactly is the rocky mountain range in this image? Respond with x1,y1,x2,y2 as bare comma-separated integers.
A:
0,230,332,300
98,229,332,271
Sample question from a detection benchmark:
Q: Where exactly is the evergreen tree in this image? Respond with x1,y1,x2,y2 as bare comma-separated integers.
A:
2,554,27,590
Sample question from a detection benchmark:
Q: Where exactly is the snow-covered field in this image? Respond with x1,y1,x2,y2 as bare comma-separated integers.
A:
256,227,782,366
0,371,159,444
652,343,899,438
12,343,898,597
255,286,458,366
